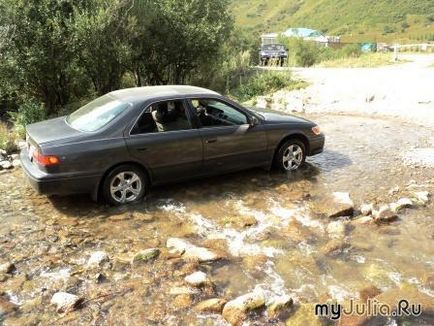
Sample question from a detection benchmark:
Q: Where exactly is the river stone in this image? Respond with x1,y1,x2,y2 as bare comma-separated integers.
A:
222,289,265,325
285,303,321,326
413,191,430,205
194,298,227,313
328,192,354,218
326,221,347,239
426,275,434,290
166,238,220,262
320,239,351,257
359,285,382,301
184,271,208,287
173,294,193,309
87,251,109,267
0,161,12,170
169,286,200,295
0,297,17,318
266,295,293,318
0,262,15,274
131,248,160,264
353,215,373,225
360,203,374,216
372,205,397,222
50,292,83,313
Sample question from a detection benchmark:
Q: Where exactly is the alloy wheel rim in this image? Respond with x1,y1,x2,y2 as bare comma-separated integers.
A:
110,171,142,203
282,144,303,171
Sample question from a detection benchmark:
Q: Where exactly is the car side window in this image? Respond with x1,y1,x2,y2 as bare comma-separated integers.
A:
131,100,192,134
190,98,248,127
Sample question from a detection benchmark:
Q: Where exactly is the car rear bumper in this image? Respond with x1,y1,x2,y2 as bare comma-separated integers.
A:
308,134,325,156
20,150,100,196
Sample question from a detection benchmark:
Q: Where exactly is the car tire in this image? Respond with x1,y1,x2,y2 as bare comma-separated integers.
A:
102,164,147,206
275,139,306,172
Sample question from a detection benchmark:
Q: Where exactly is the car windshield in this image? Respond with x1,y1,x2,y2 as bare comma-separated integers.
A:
66,95,130,132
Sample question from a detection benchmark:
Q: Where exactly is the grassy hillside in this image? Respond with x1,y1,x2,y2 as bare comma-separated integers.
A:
230,0,434,42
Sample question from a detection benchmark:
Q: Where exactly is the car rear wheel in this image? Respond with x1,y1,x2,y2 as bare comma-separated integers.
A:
275,139,306,172
102,165,147,205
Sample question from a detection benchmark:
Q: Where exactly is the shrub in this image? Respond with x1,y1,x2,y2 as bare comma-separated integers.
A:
234,71,305,102
9,100,46,139
0,122,18,154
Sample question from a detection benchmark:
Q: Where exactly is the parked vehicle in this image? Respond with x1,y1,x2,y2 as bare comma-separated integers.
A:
259,44,288,66
21,86,325,205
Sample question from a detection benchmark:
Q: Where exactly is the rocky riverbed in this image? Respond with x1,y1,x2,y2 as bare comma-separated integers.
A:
0,114,433,325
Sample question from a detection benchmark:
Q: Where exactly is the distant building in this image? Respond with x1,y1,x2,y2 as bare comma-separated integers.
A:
261,27,340,46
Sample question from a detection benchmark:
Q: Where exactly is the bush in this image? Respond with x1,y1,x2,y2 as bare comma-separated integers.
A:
234,71,305,102
0,122,18,154
9,100,46,139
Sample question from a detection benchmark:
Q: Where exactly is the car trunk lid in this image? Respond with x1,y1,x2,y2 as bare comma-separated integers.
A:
26,116,84,146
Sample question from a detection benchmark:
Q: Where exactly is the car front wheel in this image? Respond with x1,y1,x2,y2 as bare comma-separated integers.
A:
275,139,306,172
102,164,147,205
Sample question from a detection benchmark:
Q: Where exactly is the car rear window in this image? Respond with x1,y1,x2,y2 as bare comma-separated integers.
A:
66,94,130,132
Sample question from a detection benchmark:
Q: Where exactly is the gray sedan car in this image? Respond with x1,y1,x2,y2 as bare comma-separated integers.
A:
21,86,324,205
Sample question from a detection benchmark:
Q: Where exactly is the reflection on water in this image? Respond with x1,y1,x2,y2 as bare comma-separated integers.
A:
0,114,433,325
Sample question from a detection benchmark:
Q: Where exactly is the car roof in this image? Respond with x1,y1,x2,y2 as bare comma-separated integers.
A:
109,85,220,103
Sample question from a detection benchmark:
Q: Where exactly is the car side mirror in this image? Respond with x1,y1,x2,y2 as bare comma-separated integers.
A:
249,116,259,128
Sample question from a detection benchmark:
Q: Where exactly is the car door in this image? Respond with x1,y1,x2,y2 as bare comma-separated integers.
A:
125,98,203,184
188,97,268,174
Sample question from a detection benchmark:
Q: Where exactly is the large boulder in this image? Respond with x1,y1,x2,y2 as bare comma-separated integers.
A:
222,289,265,325
166,238,220,262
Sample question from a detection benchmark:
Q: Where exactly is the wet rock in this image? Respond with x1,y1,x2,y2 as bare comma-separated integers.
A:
266,295,293,318
169,286,200,295
390,197,413,213
359,285,382,301
222,289,265,325
242,254,268,273
194,298,227,313
220,215,257,229
283,220,317,244
325,192,354,218
360,203,374,216
0,262,15,274
131,248,160,265
87,251,109,267
285,303,321,326
326,221,347,239
0,297,17,318
425,275,434,290
353,215,373,225
363,264,395,288
0,161,12,170
376,284,434,315
173,294,193,309
184,271,209,287
372,205,397,222
51,292,83,313
320,239,351,257
413,191,430,205
166,238,220,262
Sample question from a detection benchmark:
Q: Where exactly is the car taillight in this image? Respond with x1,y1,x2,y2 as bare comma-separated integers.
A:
33,151,60,166
312,126,321,135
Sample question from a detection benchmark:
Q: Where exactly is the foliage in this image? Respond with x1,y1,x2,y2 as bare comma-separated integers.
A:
0,0,233,119
230,0,434,42
9,100,47,138
0,122,18,153
233,71,306,102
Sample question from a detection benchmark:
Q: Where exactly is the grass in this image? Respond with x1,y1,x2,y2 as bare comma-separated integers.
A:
231,70,308,102
230,0,434,43
317,53,405,68
0,122,19,154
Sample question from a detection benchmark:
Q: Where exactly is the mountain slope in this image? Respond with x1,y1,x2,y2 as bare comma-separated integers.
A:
230,0,434,42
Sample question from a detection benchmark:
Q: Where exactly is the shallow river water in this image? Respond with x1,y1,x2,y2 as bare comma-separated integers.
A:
0,114,433,325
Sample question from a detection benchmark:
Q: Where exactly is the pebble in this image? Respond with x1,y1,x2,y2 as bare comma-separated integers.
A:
194,298,227,313
222,289,265,325
184,271,209,287
50,292,83,313
87,251,109,267
373,205,397,222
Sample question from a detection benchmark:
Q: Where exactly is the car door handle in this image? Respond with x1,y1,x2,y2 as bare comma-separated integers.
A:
205,139,218,144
